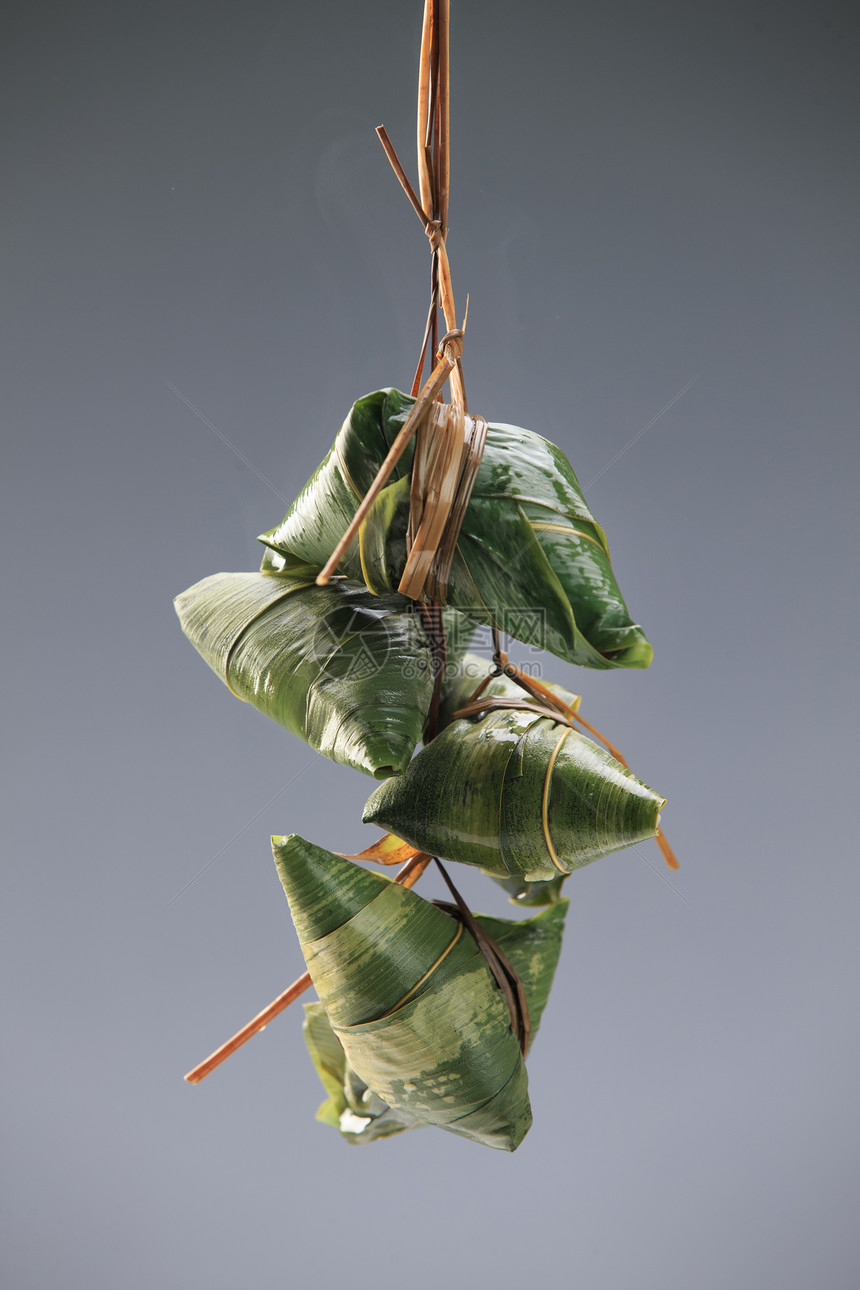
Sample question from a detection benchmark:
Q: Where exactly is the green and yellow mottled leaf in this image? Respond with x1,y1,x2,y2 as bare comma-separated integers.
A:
290,845,568,1146
273,835,570,1150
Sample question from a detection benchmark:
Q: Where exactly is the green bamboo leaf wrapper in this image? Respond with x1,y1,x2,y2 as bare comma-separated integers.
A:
438,652,579,905
174,570,435,778
362,707,665,881
259,388,652,670
301,900,567,1144
273,835,568,1150
301,1003,421,1142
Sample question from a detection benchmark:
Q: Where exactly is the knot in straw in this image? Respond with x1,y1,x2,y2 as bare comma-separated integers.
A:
425,219,444,253
491,649,509,677
437,328,464,363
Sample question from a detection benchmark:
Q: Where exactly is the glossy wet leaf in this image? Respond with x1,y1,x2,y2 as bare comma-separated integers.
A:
258,389,653,669
174,570,435,778
438,653,579,904
363,706,665,881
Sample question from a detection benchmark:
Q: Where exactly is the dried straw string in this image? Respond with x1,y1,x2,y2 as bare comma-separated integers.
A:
320,2,482,597
418,599,447,742
315,331,465,588
381,1,461,404
399,403,488,602
433,863,531,1055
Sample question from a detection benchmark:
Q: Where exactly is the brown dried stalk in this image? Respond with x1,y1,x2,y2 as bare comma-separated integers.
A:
380,0,464,407
315,338,461,587
184,852,433,1084
425,410,487,598
317,1,478,595
399,406,488,603
434,860,530,1055
399,402,467,599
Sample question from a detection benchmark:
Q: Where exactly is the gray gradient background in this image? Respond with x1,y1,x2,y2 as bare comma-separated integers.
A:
3,1,858,1286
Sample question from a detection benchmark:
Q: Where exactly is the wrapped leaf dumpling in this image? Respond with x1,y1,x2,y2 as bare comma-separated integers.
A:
363,705,665,880
300,895,567,1144
273,835,569,1150
259,389,653,670
175,570,436,778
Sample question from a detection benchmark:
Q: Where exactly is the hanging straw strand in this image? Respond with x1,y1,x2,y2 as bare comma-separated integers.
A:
378,0,464,405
